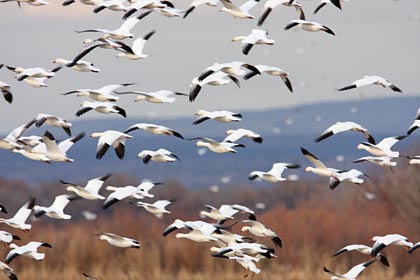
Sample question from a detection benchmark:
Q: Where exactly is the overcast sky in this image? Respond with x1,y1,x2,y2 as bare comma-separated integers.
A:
0,0,419,133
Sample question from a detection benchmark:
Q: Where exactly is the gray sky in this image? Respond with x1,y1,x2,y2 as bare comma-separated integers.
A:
0,0,419,133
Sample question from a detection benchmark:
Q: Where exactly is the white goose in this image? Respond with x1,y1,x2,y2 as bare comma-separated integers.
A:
116,89,188,103
337,75,402,92
90,130,133,159
122,1,164,20
93,0,128,13
329,169,368,190
332,244,389,267
34,113,72,136
0,231,20,244
212,242,276,259
314,0,347,14
163,219,223,242
133,199,173,218
224,128,262,143
33,194,77,220
301,147,339,178
183,0,220,19
6,65,57,81
248,162,300,182
241,220,282,247
62,173,112,200
0,81,12,103
227,254,261,277
371,234,413,257
199,204,238,223
115,30,156,60
0,197,35,231
189,71,240,102
12,146,52,164
323,260,376,280
219,0,260,19
0,120,35,151
356,136,406,158
191,137,245,153
62,83,135,102
243,64,293,93
76,101,127,118
232,29,275,55
6,241,52,264
137,148,180,164
95,233,140,248
53,58,100,73
193,110,242,125
125,123,184,139
196,61,260,82
284,19,335,35
257,0,305,26
352,156,397,168
314,121,375,144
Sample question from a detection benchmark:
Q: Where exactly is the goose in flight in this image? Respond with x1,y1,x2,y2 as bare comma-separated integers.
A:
329,169,368,190
163,219,225,242
324,260,376,280
356,135,406,158
243,64,293,93
33,194,78,220
352,156,397,168
189,71,240,102
62,83,135,102
62,173,112,200
34,113,72,136
124,123,184,139
0,81,12,103
241,220,282,247
314,121,375,144
232,29,275,55
12,146,52,164
137,148,180,164
76,13,151,40
314,0,348,14
190,137,245,153
90,130,133,159
200,204,255,224
116,89,188,103
183,0,220,19
193,110,242,125
53,58,100,73
248,162,300,182
133,199,173,218
0,231,20,244
6,65,58,81
115,30,156,60
196,61,260,83
212,242,276,259
76,101,127,118
284,19,335,35
122,1,163,20
257,0,305,26
0,197,35,231
93,0,128,13
0,119,35,151
6,241,52,264
226,254,261,277
95,233,140,248
371,234,413,257
0,261,17,280
301,147,340,178
31,131,85,162
332,244,389,267
337,76,402,92
224,128,262,143
219,0,260,19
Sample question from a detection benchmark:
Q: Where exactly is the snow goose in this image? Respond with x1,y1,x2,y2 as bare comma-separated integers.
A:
189,71,240,102
241,220,282,247
6,241,52,264
33,194,78,220
314,121,375,144
227,254,261,277
90,130,133,159
196,61,260,82
12,146,52,164
314,0,346,14
408,241,420,254
124,123,184,139
63,83,135,102
6,65,58,81
163,219,224,242
0,119,35,151
0,197,35,231
257,0,305,26
0,81,12,103
95,233,140,248
115,30,156,60
190,137,245,153
183,0,220,19
93,0,128,13
0,231,20,244
137,148,180,164
219,0,260,19
248,162,300,182
211,229,255,244
193,110,242,125
122,1,163,20
371,234,413,257
62,173,111,200
337,76,402,92
323,260,376,280
76,101,127,118
133,199,173,218
329,169,368,190
352,156,397,168
31,131,85,162
116,89,188,103
34,113,72,136
301,147,339,178
155,3,186,17
224,128,262,143
199,204,238,223
356,135,406,158
406,106,420,135
243,64,293,93
332,244,389,267
52,58,100,73
212,242,276,259
0,261,17,280
232,29,275,55
76,13,151,40
284,19,335,35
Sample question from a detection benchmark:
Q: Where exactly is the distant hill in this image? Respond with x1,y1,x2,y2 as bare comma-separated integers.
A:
1,96,419,187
